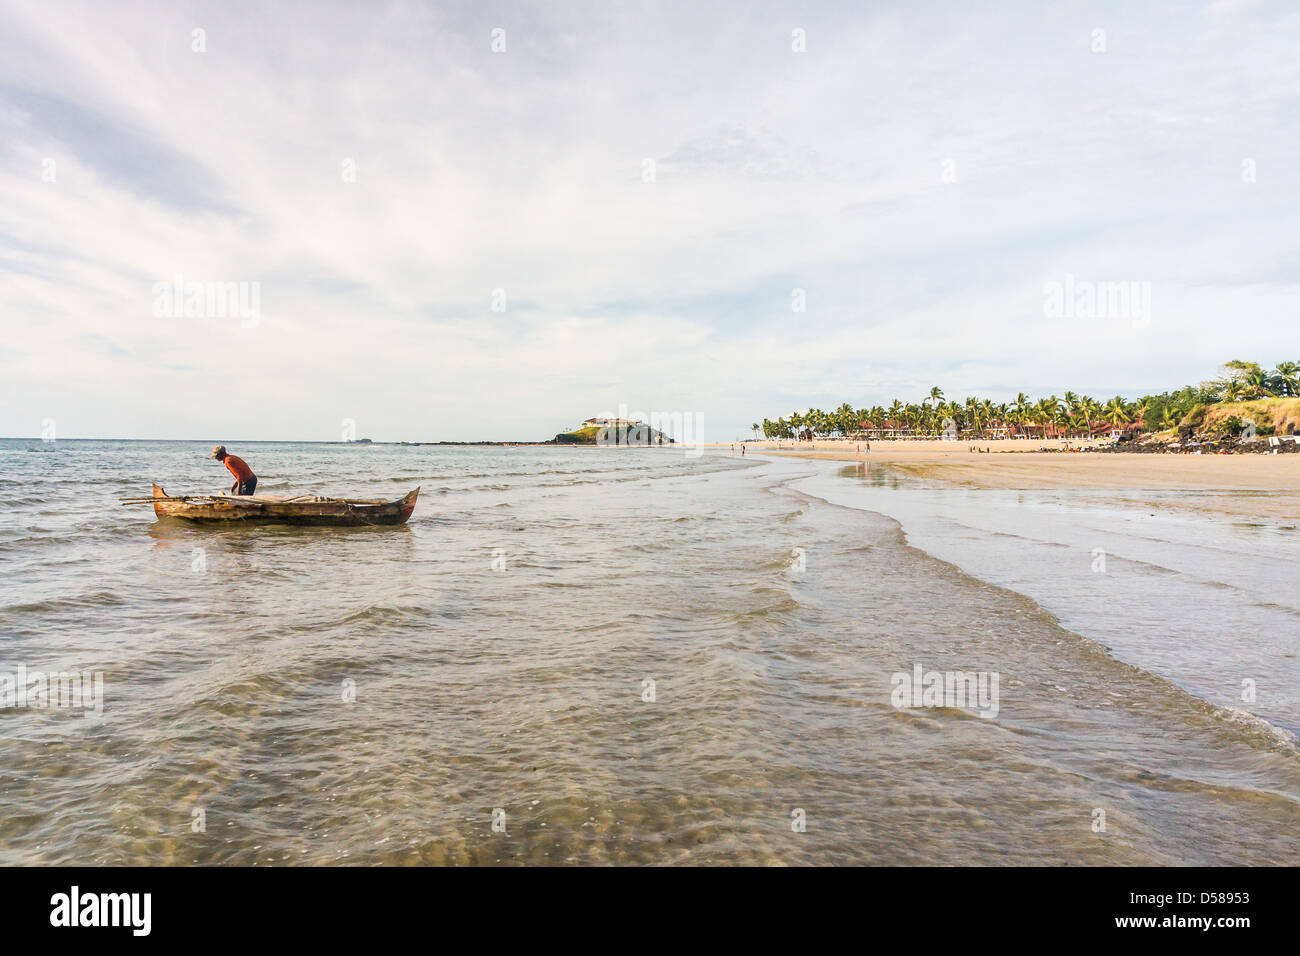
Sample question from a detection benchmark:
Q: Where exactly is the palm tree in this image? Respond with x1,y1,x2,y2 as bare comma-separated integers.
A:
1080,395,1101,437
909,403,926,436
1273,361,1299,397
1034,398,1057,437
962,396,978,438
1052,405,1070,436
835,402,855,436
1104,396,1130,428
1245,366,1273,399
1010,394,1030,437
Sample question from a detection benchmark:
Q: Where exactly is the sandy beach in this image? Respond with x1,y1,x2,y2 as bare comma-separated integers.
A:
729,439,1300,521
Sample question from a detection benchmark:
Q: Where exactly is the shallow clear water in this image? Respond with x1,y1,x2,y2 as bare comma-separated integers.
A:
796,459,1300,736
1,440,1297,864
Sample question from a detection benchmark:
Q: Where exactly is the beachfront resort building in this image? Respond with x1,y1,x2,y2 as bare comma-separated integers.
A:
581,417,645,429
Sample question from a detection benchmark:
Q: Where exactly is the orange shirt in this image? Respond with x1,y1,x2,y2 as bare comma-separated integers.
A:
222,454,255,482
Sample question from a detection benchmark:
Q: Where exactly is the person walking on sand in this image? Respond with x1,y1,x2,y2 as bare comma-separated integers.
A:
208,445,257,495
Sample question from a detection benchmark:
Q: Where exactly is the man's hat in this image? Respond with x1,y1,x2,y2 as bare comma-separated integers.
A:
208,445,227,459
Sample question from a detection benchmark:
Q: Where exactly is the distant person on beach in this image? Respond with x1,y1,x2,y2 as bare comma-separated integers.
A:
209,445,257,495
741,444,746,456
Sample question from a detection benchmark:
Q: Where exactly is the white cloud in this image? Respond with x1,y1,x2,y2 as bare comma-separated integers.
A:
1,0,1298,440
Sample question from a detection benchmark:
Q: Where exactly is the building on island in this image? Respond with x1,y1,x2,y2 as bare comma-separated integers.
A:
581,417,644,429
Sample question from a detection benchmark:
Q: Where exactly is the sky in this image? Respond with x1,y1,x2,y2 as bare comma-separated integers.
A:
2,0,1299,442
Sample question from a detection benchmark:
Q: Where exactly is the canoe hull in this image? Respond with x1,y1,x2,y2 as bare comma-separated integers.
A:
150,484,419,526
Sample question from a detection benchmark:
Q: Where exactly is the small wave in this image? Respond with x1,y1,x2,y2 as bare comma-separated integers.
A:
2,590,127,615
1212,706,1300,754
314,603,437,629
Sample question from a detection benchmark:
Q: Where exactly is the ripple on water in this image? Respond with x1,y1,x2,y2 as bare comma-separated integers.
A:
1,444,1299,864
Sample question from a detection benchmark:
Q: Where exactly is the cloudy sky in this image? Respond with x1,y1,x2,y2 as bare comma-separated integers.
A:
2,0,1298,441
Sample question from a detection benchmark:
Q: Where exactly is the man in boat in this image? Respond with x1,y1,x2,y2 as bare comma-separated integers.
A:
208,445,257,495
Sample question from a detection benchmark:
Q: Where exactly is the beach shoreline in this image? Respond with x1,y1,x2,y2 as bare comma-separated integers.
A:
717,439,1300,520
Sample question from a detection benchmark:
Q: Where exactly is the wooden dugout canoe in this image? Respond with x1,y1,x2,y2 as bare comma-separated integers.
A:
148,484,419,526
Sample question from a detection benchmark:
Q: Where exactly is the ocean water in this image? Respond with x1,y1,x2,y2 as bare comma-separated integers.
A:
1,439,1297,865
796,459,1300,736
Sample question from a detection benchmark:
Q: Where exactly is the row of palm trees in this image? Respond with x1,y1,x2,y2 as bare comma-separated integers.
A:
750,360,1299,441
752,392,1137,441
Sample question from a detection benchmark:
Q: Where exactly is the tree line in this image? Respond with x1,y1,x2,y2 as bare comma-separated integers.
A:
751,360,1299,440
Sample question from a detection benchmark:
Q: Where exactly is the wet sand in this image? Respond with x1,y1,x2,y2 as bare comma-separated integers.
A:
735,440,1300,521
